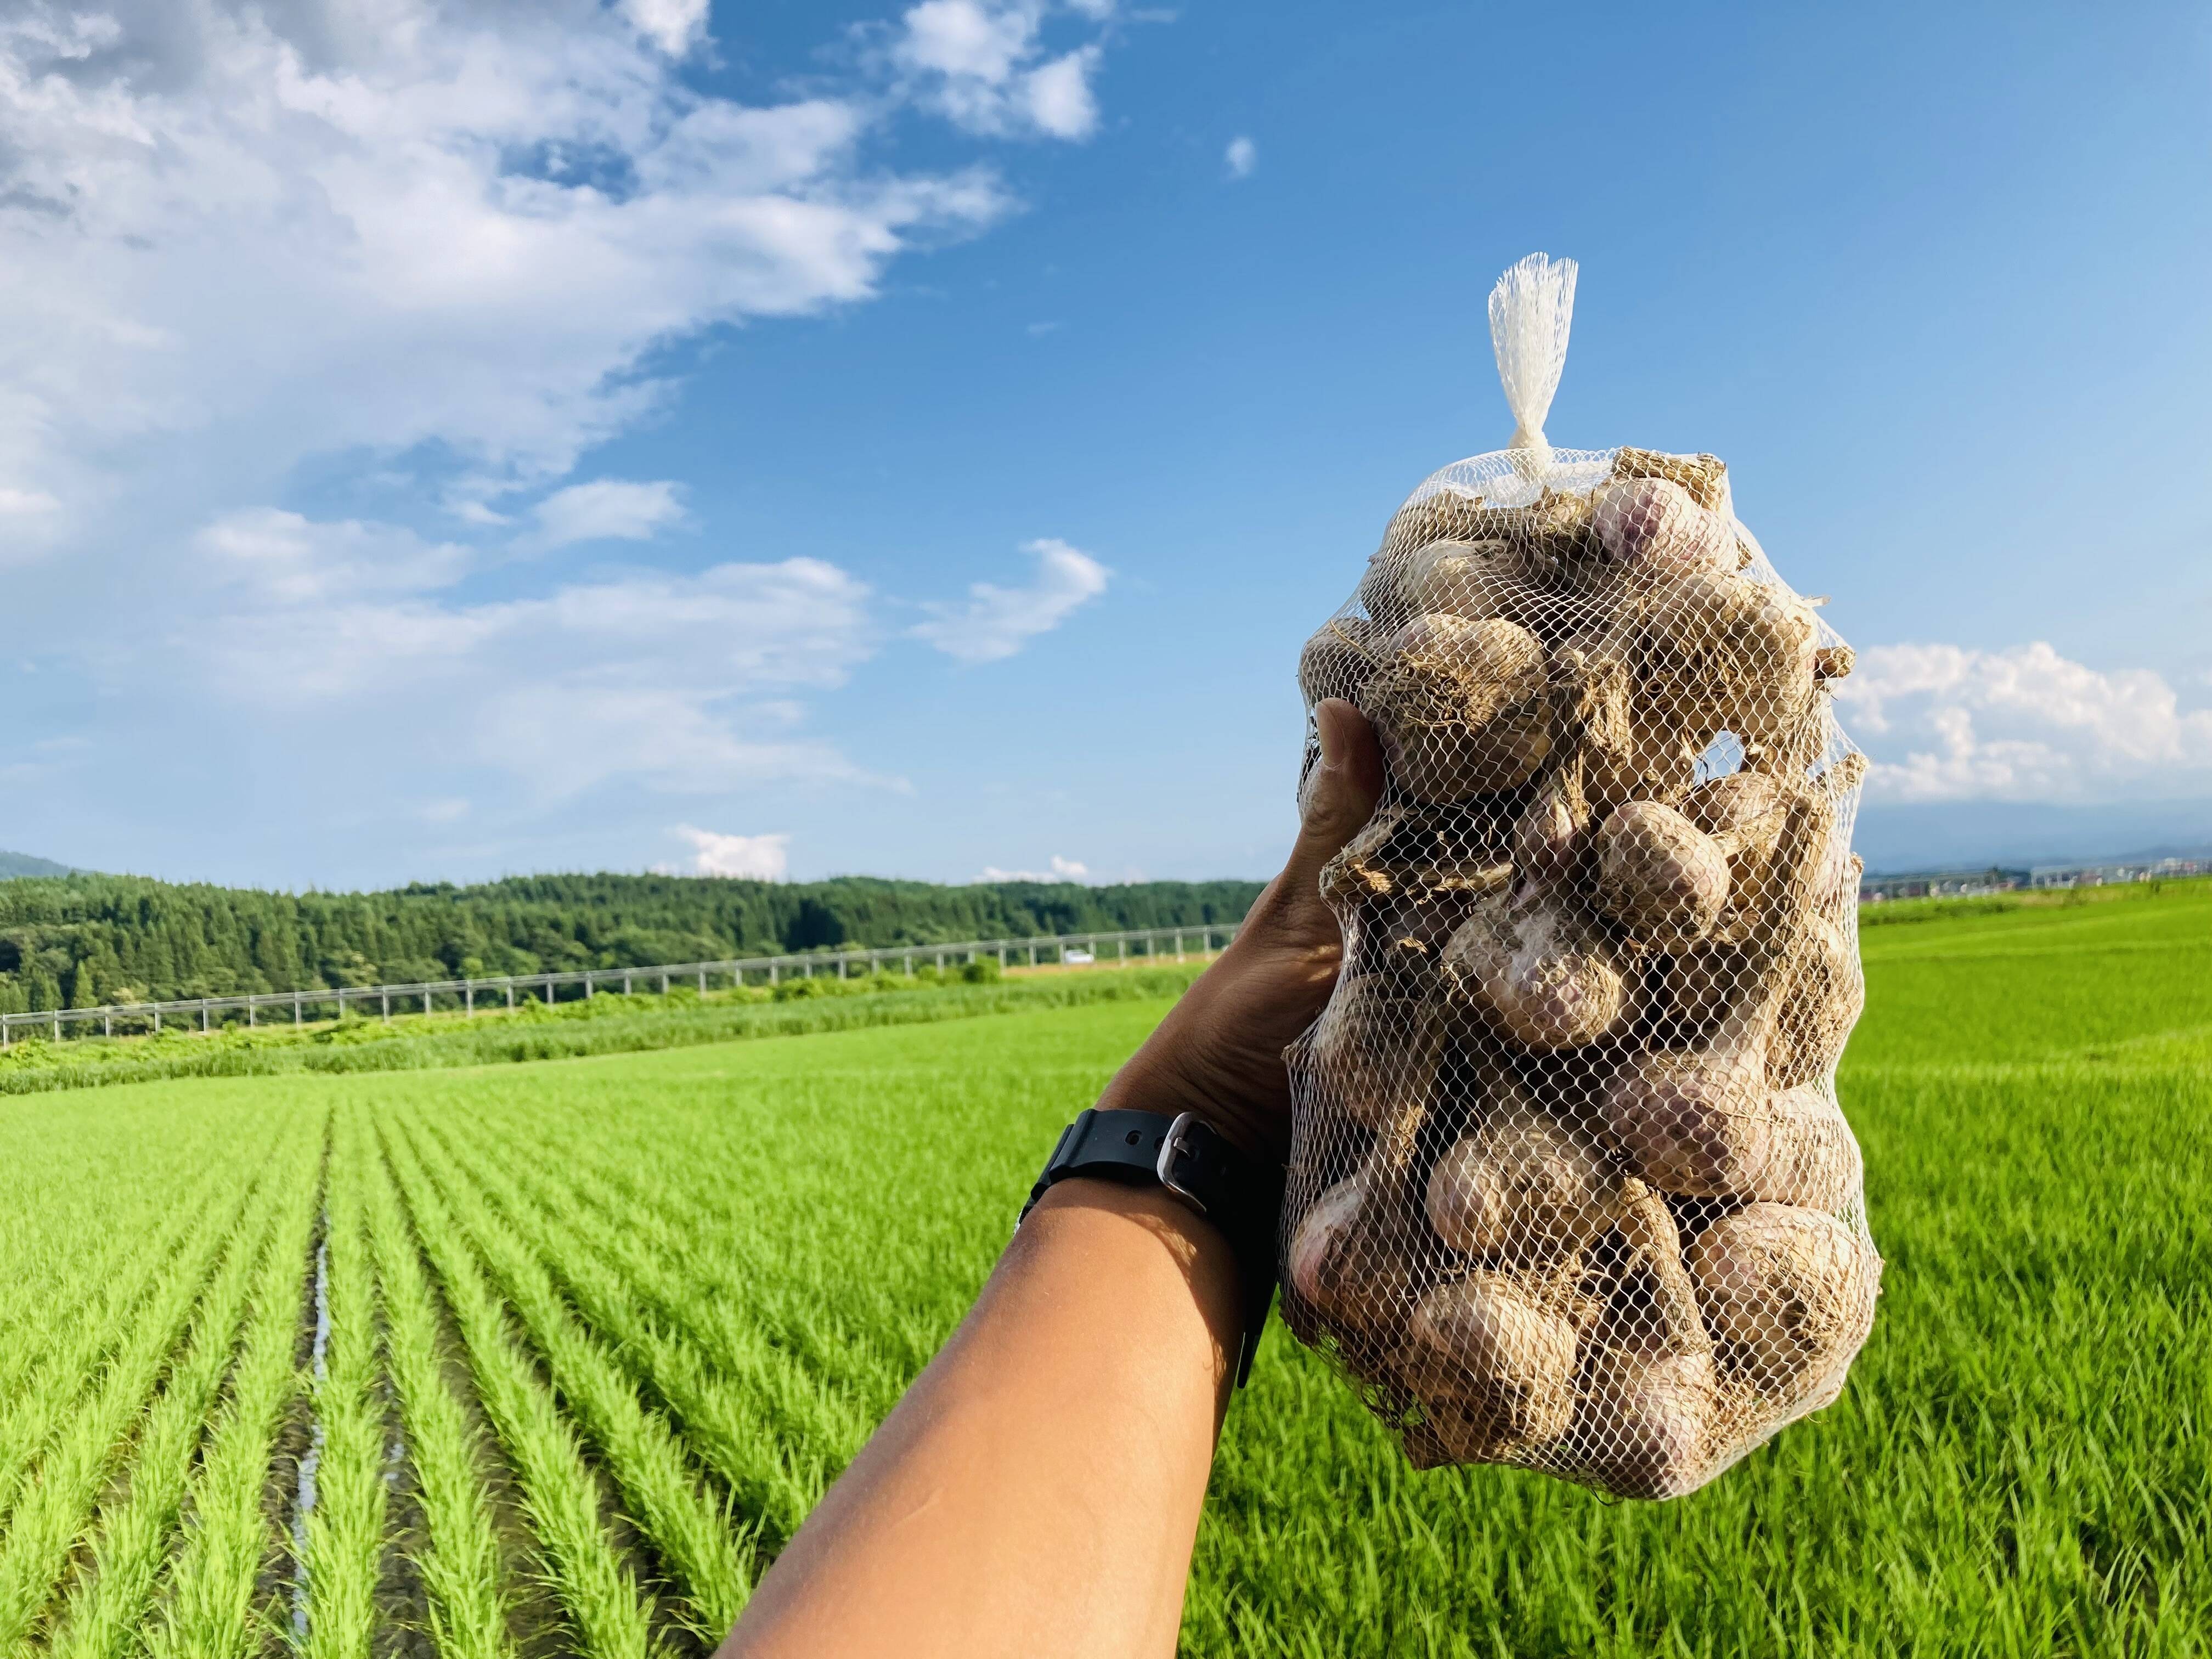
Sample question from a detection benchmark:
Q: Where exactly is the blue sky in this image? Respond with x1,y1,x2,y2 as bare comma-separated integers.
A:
1,0,2208,889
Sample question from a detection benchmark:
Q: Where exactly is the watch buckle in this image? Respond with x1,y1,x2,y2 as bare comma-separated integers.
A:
1155,1110,1207,1217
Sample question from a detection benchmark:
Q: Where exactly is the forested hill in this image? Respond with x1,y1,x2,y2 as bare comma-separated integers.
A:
0,872,1264,1013
0,849,71,879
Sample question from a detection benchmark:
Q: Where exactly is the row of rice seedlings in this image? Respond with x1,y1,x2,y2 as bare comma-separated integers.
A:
377,1118,659,1659
301,1104,389,1659
146,1120,325,1659
0,1178,168,1389
479,1104,905,1415
0,1147,257,1513
42,1147,301,1658
0,1186,166,1415
360,1110,518,1659
392,1109,752,1639
0,1158,272,1602
420,1115,822,1538
586,1096,964,1380
0,1133,226,1403
644,1069,1005,1365
420,1111,850,1550
492,1103,896,1404
0,1122,302,1647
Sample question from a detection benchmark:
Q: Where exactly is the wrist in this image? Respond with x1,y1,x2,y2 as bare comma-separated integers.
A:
1028,1176,1240,1270
1019,1108,1285,1388
1092,1060,1279,1163
1016,1179,1247,1388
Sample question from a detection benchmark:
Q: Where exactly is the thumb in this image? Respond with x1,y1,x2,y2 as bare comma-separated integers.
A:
1289,698,1385,879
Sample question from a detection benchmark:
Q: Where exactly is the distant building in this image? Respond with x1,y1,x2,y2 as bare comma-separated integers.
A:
2028,856,2211,889
1858,857,2211,901
1858,867,2028,902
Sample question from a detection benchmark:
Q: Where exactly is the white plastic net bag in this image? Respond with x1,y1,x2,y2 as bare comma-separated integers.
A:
1281,254,1880,1500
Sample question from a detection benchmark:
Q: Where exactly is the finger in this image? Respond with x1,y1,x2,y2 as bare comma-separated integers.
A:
1288,698,1384,876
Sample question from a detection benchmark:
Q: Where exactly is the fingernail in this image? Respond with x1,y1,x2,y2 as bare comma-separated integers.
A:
1315,698,1347,767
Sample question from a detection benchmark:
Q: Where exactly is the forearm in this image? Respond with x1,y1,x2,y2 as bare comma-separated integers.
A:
721,1178,1244,1659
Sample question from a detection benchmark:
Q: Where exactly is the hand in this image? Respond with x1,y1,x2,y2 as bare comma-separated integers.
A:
1094,698,1384,1161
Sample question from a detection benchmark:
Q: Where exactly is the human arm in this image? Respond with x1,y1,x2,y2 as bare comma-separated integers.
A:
719,700,1385,1659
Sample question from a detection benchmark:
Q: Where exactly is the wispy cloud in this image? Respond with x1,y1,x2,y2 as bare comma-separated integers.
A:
0,489,60,518
190,507,885,798
0,6,1019,531
911,538,1109,664
1835,640,2212,801
520,481,687,554
195,509,471,605
1224,135,1257,178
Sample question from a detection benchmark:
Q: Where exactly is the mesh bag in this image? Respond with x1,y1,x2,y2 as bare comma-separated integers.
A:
1281,255,1881,1500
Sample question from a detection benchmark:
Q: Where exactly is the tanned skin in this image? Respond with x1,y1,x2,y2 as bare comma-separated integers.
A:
719,700,1385,1659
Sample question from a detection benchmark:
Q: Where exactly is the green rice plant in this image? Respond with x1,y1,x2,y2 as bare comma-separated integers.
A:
0,884,2198,1655
0,1162,274,1640
1853,878,2212,1067
379,1119,658,1659
417,1110,865,1548
493,1116,906,1421
0,1147,252,1481
400,1005,1136,1558
481,1090,944,1408
148,1122,325,1659
0,1122,303,1649
301,1104,390,1659
393,1109,752,1637
44,1163,294,1659
360,1112,517,1659
390,968,2212,1657
0,1135,230,1406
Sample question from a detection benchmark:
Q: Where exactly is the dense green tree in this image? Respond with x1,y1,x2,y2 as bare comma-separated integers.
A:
0,871,1264,1012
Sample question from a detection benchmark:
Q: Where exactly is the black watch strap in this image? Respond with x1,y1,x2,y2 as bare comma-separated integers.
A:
1019,1108,1285,1387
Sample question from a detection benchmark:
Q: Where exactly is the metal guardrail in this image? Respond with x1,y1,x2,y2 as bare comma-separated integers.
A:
0,924,1239,1047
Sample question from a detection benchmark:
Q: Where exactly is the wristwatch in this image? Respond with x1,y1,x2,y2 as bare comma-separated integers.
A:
1019,1108,1286,1386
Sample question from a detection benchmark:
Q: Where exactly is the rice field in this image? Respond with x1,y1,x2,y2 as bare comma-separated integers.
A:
0,881,2202,1655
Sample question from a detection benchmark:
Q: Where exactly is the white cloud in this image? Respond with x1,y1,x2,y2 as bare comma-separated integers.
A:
977,853,1092,882
194,508,472,603
1833,640,2212,802
1224,135,1256,178
0,2,1142,872
522,479,687,552
893,1,1107,140
911,537,1109,664
899,0,1036,80
189,509,884,796
623,0,711,56
663,826,792,879
1022,46,1102,138
0,2,1015,528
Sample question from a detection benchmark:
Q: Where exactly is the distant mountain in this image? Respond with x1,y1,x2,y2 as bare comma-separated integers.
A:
1854,798,2212,874
0,849,71,880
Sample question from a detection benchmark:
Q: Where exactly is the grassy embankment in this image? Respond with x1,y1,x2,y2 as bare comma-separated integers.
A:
0,959,1210,1097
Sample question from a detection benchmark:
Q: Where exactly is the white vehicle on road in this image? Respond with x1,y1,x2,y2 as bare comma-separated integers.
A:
1062,948,1096,965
